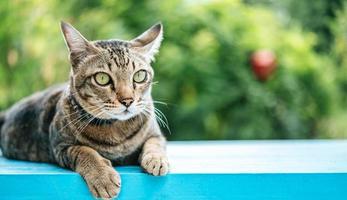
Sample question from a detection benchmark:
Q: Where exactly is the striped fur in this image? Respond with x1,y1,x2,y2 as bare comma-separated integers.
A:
0,22,168,199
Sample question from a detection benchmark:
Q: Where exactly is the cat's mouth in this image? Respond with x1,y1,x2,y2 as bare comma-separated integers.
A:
104,108,138,121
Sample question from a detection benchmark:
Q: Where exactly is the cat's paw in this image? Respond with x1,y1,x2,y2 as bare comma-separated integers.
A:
141,152,169,176
84,166,121,199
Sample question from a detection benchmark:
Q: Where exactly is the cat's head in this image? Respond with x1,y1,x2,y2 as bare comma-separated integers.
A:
60,21,163,121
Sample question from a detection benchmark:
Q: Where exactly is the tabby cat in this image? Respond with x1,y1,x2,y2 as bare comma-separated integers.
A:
0,21,169,199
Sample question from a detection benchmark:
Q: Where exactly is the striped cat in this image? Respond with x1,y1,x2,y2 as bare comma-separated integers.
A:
0,21,169,199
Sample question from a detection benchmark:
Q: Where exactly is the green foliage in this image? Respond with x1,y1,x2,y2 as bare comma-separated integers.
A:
244,0,344,52
317,2,347,138
0,0,345,140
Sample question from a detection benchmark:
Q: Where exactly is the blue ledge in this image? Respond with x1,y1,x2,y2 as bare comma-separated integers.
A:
1,140,347,200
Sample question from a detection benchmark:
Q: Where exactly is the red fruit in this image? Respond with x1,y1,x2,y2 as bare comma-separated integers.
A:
251,50,277,81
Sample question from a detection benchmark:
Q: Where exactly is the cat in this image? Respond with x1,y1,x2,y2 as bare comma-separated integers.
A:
0,21,169,199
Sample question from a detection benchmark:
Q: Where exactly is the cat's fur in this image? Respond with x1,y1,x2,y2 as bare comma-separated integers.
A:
0,21,169,199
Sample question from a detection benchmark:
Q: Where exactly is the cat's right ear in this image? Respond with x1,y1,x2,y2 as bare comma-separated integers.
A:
60,21,98,67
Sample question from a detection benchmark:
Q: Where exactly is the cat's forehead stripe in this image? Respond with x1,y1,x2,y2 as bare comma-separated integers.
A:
94,40,136,69
132,61,136,71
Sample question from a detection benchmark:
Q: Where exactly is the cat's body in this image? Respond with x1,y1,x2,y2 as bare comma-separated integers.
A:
0,84,64,163
0,22,169,199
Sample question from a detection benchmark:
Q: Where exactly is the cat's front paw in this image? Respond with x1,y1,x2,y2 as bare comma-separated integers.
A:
141,152,169,176
83,166,121,199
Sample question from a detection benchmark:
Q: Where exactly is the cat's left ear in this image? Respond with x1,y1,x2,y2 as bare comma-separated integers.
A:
130,22,163,62
60,21,98,67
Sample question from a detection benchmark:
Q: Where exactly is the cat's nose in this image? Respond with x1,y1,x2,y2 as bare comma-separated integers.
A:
120,98,134,107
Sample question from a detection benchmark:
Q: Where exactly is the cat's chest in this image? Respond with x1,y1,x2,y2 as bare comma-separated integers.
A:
76,123,149,160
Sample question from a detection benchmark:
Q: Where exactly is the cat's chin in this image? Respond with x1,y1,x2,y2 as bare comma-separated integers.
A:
106,111,137,121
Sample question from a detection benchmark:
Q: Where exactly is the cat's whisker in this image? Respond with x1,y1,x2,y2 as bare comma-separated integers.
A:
154,107,169,125
65,114,97,135
74,116,92,136
76,110,105,135
141,106,167,132
62,104,99,119
74,108,105,135
59,103,103,125
59,106,103,132
142,100,168,106
58,111,93,132
153,108,171,135
151,81,159,85
153,101,168,106
64,105,101,122
141,108,171,135
153,110,165,128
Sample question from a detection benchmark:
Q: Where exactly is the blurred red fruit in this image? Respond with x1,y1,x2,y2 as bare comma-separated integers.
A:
251,50,277,81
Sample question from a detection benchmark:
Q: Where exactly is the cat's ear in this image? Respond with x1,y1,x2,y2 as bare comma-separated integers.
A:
130,22,163,62
60,21,98,66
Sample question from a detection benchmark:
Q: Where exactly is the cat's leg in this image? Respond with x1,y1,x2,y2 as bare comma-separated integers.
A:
139,135,169,176
55,145,121,199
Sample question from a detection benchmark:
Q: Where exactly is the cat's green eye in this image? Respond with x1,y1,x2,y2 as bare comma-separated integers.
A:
94,72,111,86
133,70,147,83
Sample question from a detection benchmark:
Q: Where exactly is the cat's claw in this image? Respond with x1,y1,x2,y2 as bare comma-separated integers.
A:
84,166,121,199
141,152,169,176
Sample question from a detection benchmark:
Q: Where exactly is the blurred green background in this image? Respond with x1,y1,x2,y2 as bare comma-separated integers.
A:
1,0,347,140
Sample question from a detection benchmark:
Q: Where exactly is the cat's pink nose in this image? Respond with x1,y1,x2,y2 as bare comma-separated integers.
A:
119,98,134,107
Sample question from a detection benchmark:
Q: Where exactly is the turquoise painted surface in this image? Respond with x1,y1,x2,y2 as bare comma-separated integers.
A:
0,140,347,199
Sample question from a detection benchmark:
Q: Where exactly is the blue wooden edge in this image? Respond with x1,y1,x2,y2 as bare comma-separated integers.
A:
1,140,347,200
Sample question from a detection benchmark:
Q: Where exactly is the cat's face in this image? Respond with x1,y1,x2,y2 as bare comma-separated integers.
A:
61,22,163,121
